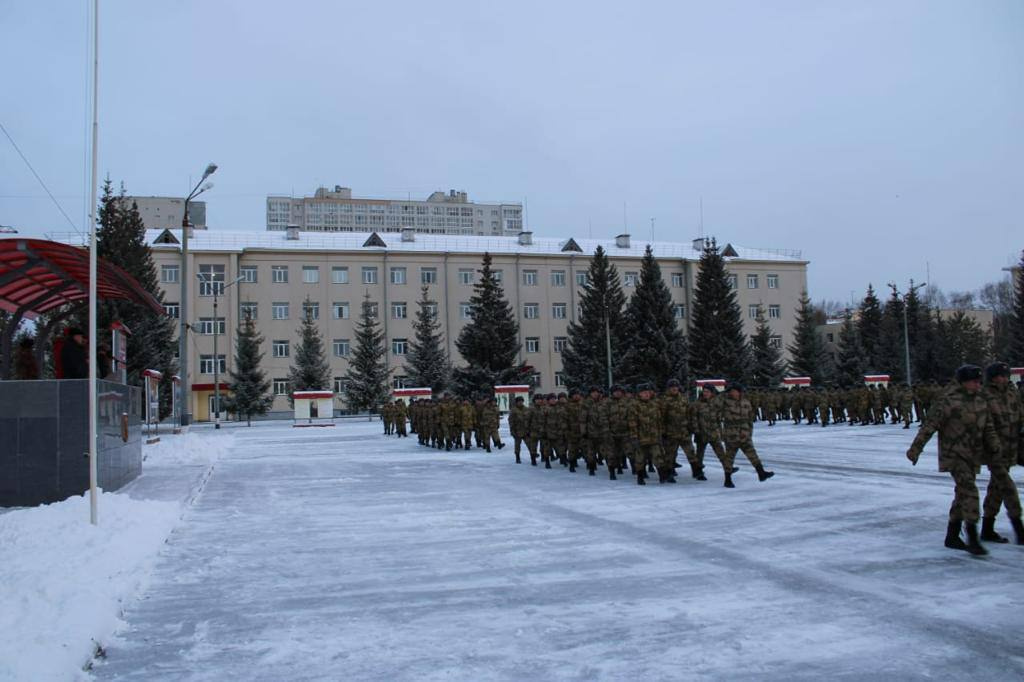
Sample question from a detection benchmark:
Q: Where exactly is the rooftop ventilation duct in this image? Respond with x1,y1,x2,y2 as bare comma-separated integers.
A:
286,225,300,240
401,228,416,242
615,233,630,248
518,231,533,246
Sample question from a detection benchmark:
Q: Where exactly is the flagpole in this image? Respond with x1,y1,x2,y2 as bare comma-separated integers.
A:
88,0,100,525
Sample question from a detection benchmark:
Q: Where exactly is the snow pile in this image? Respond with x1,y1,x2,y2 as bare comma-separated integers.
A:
143,430,235,468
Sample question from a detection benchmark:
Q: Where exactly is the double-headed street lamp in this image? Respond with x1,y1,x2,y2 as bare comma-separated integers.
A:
179,163,217,426
196,272,243,429
888,279,927,387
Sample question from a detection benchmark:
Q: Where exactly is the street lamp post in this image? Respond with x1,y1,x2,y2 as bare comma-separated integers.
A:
889,279,927,387
197,273,242,429
179,163,217,426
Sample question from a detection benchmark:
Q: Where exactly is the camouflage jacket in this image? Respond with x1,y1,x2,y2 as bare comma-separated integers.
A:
693,395,723,440
607,396,631,435
394,402,407,420
581,397,609,440
508,403,529,437
629,396,662,445
526,404,545,440
721,395,755,442
563,399,584,442
458,403,475,429
983,382,1023,465
908,385,1000,471
480,402,500,430
660,392,693,439
546,402,569,441
440,401,459,428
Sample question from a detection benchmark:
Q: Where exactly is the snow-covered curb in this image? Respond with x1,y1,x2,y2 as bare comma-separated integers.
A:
0,431,234,681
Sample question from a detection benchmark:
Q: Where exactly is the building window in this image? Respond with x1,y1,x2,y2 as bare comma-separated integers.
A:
333,377,347,395
767,274,779,289
272,265,289,284
553,336,567,353
492,269,503,284
390,267,407,285
747,274,759,289
332,266,349,284
240,302,258,320
522,270,538,286
624,271,638,287
673,304,686,320
420,267,437,284
749,305,760,319
826,332,835,343
727,274,738,289
531,372,542,388
458,269,473,285
392,338,408,355
576,272,588,287
671,273,683,288
303,301,319,320
459,302,472,319
524,303,539,319
332,302,350,319
198,317,226,335
551,270,566,287
365,302,379,319
273,379,289,396
392,302,407,319
164,302,179,319
200,354,226,374
240,265,258,283
552,303,567,319
362,267,378,284
198,264,225,296
525,337,540,353
303,266,320,284
392,375,409,390
555,372,567,387
768,304,781,319
769,335,783,349
424,302,438,317
160,265,179,283
333,339,350,357
272,340,290,358
272,302,289,320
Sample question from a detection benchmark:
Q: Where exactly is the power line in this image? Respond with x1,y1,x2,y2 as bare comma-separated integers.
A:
0,120,84,237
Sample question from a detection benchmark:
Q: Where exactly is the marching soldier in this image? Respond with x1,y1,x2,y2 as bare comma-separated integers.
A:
580,386,608,476
694,385,728,479
720,383,775,488
525,394,545,466
458,398,475,450
508,396,528,463
980,362,1024,545
607,385,631,479
381,401,393,435
394,399,408,437
564,390,585,473
661,378,703,480
480,396,505,452
628,382,664,485
906,365,1000,555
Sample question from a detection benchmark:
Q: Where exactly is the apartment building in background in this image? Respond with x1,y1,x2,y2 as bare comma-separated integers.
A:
266,186,523,236
127,196,206,230
150,228,808,420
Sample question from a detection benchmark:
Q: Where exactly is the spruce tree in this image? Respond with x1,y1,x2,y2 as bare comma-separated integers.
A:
223,314,272,425
404,285,450,392
452,252,529,397
287,295,331,402
904,281,938,382
688,239,749,381
562,246,628,391
834,310,866,387
1008,251,1024,366
619,245,688,387
343,292,390,411
786,290,828,383
748,305,785,388
94,179,178,417
856,284,884,372
878,286,907,382
936,310,990,376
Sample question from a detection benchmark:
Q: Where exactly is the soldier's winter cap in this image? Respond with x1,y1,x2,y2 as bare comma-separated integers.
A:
955,364,983,383
514,396,525,402
67,327,85,337
557,392,568,400
589,385,603,394
569,389,582,397
637,382,655,393
726,382,745,393
547,393,558,401
611,384,624,393
666,378,681,388
986,362,1010,380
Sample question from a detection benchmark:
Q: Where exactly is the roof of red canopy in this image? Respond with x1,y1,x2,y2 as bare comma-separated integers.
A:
0,238,164,317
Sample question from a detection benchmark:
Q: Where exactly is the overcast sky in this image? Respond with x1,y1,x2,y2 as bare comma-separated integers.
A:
2,1,1021,303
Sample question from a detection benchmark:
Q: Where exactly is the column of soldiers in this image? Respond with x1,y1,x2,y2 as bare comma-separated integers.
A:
504,380,774,488
402,394,505,452
742,382,946,429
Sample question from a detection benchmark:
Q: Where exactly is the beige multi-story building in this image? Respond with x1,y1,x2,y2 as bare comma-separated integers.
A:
127,196,206,230
266,186,523,236
150,228,808,420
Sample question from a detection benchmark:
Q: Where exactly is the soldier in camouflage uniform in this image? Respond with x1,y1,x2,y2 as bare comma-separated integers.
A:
720,383,775,488
628,382,663,485
694,385,728,476
537,393,556,469
564,390,585,473
898,384,914,429
508,396,528,463
525,393,545,466
550,393,570,466
816,387,830,427
381,401,393,435
907,365,1000,555
458,398,476,450
394,399,408,437
580,386,608,476
606,385,631,480
439,394,458,451
480,397,504,452
661,379,704,480
980,362,1024,545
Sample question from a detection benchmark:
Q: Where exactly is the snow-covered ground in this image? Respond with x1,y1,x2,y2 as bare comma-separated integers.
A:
9,419,1024,680
0,430,235,682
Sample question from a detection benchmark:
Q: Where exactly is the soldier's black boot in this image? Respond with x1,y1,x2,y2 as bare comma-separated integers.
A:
609,468,617,481
497,441,505,449
515,454,521,464
637,472,646,485
569,459,577,473
724,471,735,488
695,465,707,481
964,522,988,556
944,521,968,551
756,465,775,482
530,455,537,466
1011,517,1024,545
981,517,1009,543
689,462,700,480
588,463,596,476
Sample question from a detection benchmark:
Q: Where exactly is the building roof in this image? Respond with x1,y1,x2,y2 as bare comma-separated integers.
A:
139,229,806,263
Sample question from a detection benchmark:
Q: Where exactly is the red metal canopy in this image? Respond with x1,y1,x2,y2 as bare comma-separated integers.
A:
0,238,163,317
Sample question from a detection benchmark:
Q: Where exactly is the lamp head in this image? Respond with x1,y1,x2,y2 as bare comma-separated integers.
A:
202,163,218,179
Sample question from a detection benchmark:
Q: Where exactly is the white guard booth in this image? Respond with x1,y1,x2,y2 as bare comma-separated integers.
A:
781,376,812,390
494,385,531,413
393,387,432,405
1009,367,1022,387
694,378,726,399
863,374,891,388
293,391,335,427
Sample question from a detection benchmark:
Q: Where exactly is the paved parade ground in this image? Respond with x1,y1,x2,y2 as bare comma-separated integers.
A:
93,420,1024,681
